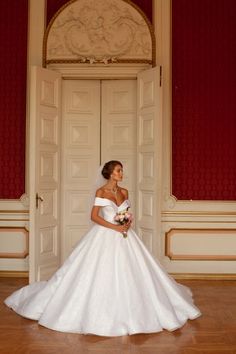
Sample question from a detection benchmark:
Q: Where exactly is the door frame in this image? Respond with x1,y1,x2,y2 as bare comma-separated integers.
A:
46,63,152,80
28,64,163,281
51,65,163,261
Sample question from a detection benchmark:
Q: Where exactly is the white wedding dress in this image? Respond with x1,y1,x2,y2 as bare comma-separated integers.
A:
5,198,201,336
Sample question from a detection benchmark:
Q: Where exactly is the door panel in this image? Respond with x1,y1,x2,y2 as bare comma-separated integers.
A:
137,67,162,257
29,66,61,282
101,80,137,213
61,80,137,258
61,80,100,259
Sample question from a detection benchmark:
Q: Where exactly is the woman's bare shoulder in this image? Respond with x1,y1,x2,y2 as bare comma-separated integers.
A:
120,187,128,199
95,187,105,198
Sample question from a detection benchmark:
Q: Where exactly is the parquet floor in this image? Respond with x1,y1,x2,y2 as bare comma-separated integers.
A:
0,278,236,354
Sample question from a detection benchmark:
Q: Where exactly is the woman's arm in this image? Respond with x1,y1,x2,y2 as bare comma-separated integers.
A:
91,205,129,233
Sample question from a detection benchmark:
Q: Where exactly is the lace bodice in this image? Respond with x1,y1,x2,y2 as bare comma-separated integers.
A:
94,197,131,223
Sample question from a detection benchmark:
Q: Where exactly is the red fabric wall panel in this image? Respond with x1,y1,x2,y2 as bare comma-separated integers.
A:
172,0,236,200
47,0,152,24
0,0,28,199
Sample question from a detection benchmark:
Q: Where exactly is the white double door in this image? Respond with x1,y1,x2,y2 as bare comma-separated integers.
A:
29,66,161,282
61,79,137,259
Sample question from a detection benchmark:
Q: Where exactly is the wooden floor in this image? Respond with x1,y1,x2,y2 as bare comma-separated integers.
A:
0,278,236,354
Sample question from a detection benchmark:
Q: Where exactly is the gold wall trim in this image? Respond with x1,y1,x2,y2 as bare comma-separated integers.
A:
0,210,29,214
162,211,236,216
165,228,236,261
0,271,29,278
0,271,234,280
0,219,29,222
0,227,29,259
169,193,236,203
171,273,236,280
45,59,152,65
163,220,236,224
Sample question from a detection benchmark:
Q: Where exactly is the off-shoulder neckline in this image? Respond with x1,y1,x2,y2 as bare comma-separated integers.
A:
95,197,128,208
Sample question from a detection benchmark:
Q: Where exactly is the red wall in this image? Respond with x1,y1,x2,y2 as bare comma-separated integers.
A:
172,0,236,200
47,0,152,24
0,0,151,200
1,0,235,201
0,0,28,199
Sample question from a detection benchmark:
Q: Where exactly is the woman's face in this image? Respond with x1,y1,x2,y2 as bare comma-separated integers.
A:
110,164,123,181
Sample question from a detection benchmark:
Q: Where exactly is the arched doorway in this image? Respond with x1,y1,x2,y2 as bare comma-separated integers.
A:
29,0,162,282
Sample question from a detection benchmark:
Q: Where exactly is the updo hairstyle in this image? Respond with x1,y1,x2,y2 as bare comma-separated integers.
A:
101,160,123,180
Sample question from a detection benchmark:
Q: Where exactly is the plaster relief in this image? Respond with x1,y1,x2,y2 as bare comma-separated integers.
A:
45,0,154,65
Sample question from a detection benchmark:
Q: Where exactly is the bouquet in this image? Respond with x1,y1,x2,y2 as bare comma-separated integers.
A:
114,209,133,238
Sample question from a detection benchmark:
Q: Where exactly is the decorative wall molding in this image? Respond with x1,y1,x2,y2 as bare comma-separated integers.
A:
0,271,28,278
171,273,236,280
165,228,236,261
46,63,151,79
43,0,155,67
0,200,29,213
0,227,29,259
19,193,29,208
0,199,29,271
162,197,236,214
163,192,177,209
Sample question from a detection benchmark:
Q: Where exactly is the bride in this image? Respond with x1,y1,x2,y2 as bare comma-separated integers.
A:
5,160,201,336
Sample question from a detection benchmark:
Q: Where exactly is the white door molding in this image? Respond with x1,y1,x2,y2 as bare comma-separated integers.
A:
46,63,151,79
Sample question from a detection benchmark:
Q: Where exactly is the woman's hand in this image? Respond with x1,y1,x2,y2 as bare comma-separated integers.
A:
114,220,131,234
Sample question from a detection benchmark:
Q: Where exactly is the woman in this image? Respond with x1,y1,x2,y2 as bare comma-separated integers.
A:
5,160,201,336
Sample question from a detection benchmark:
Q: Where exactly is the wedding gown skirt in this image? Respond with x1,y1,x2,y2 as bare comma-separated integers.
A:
5,198,201,336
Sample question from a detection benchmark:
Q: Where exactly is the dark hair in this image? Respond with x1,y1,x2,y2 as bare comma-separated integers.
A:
101,160,123,180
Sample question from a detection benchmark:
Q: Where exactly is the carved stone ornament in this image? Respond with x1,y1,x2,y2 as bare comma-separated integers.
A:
20,193,29,208
44,0,155,66
163,189,177,210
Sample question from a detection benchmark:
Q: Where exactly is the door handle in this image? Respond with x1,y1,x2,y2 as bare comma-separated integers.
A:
36,193,44,208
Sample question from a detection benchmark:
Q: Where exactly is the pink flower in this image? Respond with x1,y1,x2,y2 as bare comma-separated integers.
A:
114,209,133,238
